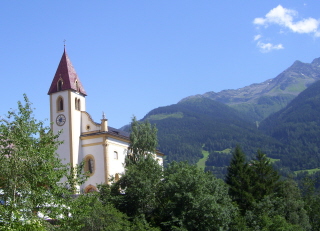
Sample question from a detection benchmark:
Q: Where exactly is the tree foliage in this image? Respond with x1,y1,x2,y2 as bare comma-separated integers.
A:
58,193,131,231
250,150,280,202
126,116,158,165
110,155,163,219
225,145,253,213
0,95,84,229
156,161,237,230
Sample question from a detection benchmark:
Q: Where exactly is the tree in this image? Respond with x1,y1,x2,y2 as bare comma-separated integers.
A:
225,145,253,213
155,161,237,230
250,150,280,202
108,116,162,227
276,179,310,230
301,175,320,230
244,180,310,231
126,116,158,165
110,155,163,220
59,192,131,231
0,95,83,228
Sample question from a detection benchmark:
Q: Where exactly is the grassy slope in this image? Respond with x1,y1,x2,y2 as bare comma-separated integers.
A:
295,168,320,175
197,150,209,169
197,148,232,169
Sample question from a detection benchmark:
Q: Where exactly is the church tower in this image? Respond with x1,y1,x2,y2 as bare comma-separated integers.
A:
48,47,164,193
48,47,87,168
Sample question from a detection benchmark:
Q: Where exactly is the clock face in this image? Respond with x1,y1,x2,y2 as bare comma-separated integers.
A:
56,114,66,126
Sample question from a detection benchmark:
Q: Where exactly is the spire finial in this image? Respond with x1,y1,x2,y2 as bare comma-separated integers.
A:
63,39,66,49
102,111,106,120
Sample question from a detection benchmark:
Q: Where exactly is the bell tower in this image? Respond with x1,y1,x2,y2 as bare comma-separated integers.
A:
48,47,87,167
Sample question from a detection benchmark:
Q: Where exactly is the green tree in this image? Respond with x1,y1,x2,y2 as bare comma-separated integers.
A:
250,150,280,202
301,176,320,230
0,95,84,229
126,116,158,165
59,192,131,231
244,181,311,231
156,161,237,230
108,116,162,228
110,155,163,220
225,145,253,213
276,179,310,230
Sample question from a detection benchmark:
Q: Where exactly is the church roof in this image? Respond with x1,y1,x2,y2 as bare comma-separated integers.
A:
48,48,87,95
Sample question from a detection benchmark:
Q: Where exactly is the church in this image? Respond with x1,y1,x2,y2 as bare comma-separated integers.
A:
48,47,164,193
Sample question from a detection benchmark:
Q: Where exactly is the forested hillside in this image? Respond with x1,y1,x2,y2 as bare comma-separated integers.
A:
143,97,283,165
260,80,320,170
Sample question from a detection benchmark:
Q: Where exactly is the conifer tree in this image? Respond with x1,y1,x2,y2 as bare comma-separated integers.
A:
225,145,253,213
250,150,280,201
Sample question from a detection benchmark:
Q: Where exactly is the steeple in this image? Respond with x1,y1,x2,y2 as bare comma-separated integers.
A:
48,47,87,95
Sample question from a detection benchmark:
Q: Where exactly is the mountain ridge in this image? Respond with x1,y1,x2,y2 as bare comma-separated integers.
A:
180,58,320,105
179,58,320,122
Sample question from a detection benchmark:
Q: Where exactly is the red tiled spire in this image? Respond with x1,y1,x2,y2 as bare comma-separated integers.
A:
48,47,87,95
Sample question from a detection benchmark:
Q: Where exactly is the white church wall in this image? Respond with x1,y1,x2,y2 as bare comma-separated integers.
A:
81,111,101,133
69,92,84,168
106,139,129,178
51,91,70,166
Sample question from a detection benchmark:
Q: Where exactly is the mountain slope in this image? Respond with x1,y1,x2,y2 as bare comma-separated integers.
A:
260,80,320,170
143,98,283,165
181,58,320,122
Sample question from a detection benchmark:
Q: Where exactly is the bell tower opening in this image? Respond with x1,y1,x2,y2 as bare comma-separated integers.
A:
57,78,63,91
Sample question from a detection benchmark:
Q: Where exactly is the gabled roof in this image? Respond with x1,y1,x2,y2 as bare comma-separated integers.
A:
48,48,87,95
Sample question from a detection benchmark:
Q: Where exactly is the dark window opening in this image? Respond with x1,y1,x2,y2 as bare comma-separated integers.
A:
57,79,63,91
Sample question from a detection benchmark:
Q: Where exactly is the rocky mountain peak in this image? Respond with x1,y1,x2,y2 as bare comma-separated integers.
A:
311,57,320,67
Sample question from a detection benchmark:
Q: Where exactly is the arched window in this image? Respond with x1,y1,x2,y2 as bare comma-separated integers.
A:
75,98,78,110
84,155,95,176
75,80,79,92
57,97,64,111
114,151,118,160
75,98,81,111
57,79,63,91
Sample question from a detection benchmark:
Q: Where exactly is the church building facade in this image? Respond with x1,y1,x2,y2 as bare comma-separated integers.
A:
48,48,163,193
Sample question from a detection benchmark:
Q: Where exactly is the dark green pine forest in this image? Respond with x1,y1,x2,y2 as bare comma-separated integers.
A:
260,79,320,171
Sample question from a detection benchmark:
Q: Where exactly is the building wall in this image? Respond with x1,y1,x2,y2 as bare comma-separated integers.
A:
106,137,129,179
50,91,71,166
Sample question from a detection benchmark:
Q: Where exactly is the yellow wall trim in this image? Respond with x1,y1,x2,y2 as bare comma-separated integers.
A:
68,90,74,167
81,133,129,143
82,142,104,147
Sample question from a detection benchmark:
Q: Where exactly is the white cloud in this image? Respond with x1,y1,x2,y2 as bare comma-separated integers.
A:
257,41,284,53
254,34,262,41
253,18,266,25
253,5,320,35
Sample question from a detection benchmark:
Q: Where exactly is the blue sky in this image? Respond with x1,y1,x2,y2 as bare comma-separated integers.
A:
1,1,320,128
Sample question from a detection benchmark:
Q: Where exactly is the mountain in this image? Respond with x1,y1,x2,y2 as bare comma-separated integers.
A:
120,57,320,175
143,97,283,165
181,58,320,122
259,80,320,170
